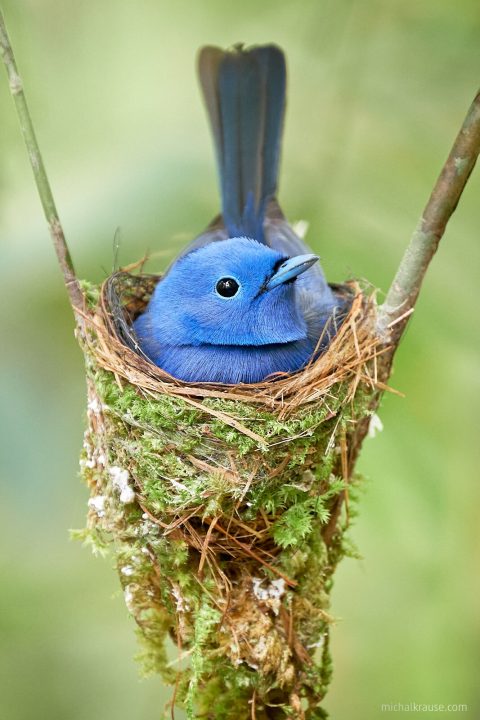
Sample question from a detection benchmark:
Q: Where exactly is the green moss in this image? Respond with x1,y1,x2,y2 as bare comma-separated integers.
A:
78,279,100,308
186,599,224,718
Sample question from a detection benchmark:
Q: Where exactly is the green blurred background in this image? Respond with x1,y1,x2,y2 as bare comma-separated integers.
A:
1,1,479,718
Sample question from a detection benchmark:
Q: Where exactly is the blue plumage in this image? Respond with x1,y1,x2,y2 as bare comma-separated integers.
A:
134,44,342,384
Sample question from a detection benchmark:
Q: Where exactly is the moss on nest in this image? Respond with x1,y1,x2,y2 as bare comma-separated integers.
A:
77,272,378,719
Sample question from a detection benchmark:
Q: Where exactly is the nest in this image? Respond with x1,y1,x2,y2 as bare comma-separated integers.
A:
78,270,381,720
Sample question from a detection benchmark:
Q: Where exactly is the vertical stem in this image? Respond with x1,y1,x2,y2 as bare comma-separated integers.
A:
377,89,480,350
325,90,480,546
0,9,84,314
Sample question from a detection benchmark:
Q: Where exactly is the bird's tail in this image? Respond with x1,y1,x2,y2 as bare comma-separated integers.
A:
198,44,286,242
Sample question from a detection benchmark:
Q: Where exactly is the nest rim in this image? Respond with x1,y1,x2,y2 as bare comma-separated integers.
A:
81,269,380,417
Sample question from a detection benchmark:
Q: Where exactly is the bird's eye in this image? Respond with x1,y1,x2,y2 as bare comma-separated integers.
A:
215,277,240,298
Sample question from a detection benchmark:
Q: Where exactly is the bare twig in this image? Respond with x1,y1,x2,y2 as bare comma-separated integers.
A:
321,88,480,547
0,9,84,315
377,89,480,350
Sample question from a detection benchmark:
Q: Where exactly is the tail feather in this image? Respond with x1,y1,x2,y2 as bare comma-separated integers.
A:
197,47,223,163
198,44,286,242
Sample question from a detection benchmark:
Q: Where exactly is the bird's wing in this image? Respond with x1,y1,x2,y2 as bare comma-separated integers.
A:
263,199,331,295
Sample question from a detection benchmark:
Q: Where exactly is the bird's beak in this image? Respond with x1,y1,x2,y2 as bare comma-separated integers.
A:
265,254,319,291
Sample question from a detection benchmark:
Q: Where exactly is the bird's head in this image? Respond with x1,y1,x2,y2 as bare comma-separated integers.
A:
143,237,318,347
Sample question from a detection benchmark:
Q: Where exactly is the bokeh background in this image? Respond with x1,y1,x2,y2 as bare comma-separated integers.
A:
1,1,479,718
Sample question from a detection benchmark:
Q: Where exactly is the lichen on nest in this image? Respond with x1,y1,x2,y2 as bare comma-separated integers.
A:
76,271,380,719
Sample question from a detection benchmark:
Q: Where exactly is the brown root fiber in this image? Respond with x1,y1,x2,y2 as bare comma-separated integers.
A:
77,271,383,719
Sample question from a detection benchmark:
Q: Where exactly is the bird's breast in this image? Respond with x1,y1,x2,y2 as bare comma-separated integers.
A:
150,340,314,384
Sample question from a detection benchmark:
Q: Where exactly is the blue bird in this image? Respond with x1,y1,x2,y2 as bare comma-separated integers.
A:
134,44,342,384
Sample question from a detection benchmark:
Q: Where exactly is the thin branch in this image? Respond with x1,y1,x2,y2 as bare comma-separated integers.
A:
324,89,480,546
377,89,480,347
0,9,84,314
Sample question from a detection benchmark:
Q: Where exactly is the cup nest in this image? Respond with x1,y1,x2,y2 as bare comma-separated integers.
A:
87,271,379,415
77,270,382,719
